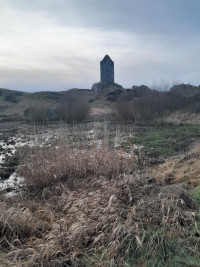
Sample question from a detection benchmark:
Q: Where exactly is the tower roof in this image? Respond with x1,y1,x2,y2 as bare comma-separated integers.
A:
101,55,113,63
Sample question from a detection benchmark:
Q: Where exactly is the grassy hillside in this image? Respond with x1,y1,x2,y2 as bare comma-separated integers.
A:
0,88,92,122
0,84,200,123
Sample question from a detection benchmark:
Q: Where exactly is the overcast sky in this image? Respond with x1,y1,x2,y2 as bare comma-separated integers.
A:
0,0,200,91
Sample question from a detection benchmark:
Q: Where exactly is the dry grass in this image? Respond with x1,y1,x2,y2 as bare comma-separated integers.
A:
89,107,112,116
58,93,90,123
156,111,200,126
0,175,198,266
149,141,200,187
1,125,200,266
19,141,136,190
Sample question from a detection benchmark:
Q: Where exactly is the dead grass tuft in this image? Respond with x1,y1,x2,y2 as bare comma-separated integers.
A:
156,111,200,126
0,175,198,266
150,141,200,187
1,126,200,266
19,142,136,190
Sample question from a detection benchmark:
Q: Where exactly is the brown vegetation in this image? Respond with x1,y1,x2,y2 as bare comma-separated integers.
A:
0,173,198,266
19,141,136,190
114,92,167,124
114,84,200,124
149,141,200,187
1,123,200,266
58,93,90,123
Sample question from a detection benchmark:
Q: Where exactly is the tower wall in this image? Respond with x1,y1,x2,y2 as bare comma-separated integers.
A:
100,55,114,83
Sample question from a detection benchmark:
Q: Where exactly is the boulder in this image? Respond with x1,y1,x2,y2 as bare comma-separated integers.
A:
91,82,123,93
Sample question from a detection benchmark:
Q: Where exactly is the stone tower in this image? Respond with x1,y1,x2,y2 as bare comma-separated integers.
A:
100,55,114,83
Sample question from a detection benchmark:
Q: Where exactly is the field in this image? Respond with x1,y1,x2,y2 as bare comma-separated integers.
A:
0,120,200,266
0,80,200,267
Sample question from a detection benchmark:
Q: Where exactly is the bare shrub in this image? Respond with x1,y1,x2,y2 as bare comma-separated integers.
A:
114,100,135,122
24,107,48,123
149,79,182,91
114,81,200,124
114,92,168,124
58,94,90,123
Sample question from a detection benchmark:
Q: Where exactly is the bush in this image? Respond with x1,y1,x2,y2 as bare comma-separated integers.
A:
24,107,59,122
24,107,49,123
4,93,19,103
58,94,90,123
114,92,168,124
114,83,200,124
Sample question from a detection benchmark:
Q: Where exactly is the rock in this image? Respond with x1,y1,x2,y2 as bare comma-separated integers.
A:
0,154,19,180
132,85,149,90
0,169,11,180
7,139,16,146
91,82,123,93
6,187,13,193
131,85,151,97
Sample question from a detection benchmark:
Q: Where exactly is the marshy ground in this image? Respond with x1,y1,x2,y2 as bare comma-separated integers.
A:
0,121,200,266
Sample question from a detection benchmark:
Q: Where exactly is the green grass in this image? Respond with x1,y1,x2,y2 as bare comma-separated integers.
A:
131,125,200,156
84,229,200,267
191,186,200,207
125,229,199,267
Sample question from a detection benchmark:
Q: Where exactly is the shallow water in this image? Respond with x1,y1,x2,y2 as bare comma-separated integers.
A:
0,122,140,196
0,172,24,196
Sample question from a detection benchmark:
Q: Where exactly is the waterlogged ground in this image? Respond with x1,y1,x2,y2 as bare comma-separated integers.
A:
0,122,135,195
0,122,200,266
0,122,67,194
0,122,200,196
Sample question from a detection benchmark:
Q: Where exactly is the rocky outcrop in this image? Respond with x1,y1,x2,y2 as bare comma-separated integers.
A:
131,85,152,97
91,82,123,93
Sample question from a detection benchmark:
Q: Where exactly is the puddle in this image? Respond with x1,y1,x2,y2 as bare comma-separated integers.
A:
0,172,24,197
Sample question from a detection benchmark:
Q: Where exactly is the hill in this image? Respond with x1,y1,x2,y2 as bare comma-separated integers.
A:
0,83,200,123
0,88,92,122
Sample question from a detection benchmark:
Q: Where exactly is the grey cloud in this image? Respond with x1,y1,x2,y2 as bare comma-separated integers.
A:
5,0,200,35
0,0,200,91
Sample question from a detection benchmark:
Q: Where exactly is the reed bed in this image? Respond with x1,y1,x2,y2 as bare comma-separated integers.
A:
19,141,136,190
